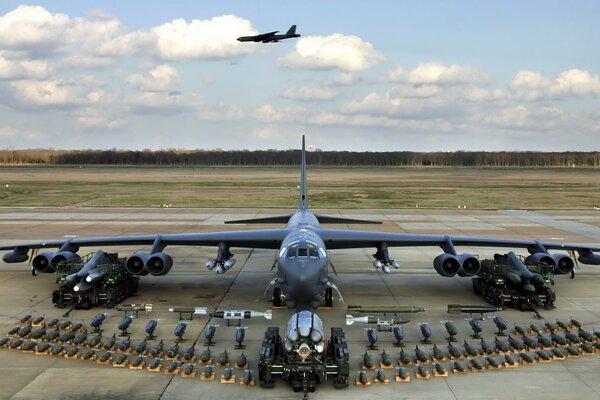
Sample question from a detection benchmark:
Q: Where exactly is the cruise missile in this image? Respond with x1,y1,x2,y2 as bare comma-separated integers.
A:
345,315,410,327
209,309,272,321
447,304,501,315
347,305,426,314
168,307,207,320
116,304,153,313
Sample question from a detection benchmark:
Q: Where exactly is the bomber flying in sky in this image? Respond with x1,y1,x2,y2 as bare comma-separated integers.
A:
1,136,600,309
237,25,300,43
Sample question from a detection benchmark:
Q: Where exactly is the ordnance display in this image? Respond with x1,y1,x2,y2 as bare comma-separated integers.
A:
473,254,556,310
257,311,349,398
3,309,600,398
52,252,139,309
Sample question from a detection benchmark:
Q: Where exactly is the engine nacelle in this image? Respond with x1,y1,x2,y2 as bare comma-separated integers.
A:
51,251,81,267
433,253,461,277
125,252,150,276
525,252,555,267
457,253,481,277
32,252,58,273
578,249,600,265
2,248,29,263
551,253,574,275
146,252,173,276
526,252,574,275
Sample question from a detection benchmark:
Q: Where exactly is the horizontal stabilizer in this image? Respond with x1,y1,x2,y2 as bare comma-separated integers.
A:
315,215,381,224
224,215,293,224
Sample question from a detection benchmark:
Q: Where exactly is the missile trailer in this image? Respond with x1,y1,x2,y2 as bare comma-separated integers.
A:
472,258,556,310
258,311,349,398
52,253,139,309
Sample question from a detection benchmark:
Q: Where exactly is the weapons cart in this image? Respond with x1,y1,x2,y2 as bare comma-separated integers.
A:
52,253,139,309
473,258,556,310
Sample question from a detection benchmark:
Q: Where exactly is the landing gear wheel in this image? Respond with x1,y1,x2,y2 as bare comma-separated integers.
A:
324,287,333,307
273,287,282,307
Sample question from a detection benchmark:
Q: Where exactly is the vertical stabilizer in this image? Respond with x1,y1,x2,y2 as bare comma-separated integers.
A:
300,135,308,210
286,25,297,36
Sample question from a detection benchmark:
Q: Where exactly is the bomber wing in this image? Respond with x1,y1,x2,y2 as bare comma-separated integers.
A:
0,229,291,253
314,228,600,253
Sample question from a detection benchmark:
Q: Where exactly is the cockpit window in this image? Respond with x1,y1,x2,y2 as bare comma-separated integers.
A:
285,241,322,260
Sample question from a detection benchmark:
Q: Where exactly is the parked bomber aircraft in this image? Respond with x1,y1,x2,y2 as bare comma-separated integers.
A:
2,136,600,309
237,25,300,43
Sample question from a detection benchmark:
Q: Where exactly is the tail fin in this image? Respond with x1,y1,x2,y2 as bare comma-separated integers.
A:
286,25,297,36
300,135,308,210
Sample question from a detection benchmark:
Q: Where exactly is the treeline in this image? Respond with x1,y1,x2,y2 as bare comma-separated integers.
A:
1,149,600,167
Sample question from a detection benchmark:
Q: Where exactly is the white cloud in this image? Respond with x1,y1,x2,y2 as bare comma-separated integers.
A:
254,104,308,123
277,34,384,72
0,55,51,80
549,69,600,97
151,15,258,60
386,62,491,85
341,91,464,120
73,107,125,129
5,78,103,110
0,5,70,53
126,65,180,92
484,105,565,131
510,69,600,100
126,91,197,115
281,87,337,101
197,103,247,121
323,72,359,86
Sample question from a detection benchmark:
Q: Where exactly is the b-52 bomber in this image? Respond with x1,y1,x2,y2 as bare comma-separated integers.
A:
1,136,600,309
237,25,300,43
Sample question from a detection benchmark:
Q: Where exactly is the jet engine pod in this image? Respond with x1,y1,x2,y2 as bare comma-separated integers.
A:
551,253,574,275
525,252,555,268
32,252,58,273
146,252,173,276
2,248,29,263
578,249,600,265
433,253,460,277
125,252,150,275
51,251,82,267
457,253,481,277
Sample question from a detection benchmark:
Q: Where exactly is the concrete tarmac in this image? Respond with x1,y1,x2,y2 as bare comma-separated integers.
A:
1,208,600,400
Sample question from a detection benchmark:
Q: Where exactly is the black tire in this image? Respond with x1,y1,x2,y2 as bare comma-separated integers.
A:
273,287,282,307
325,288,333,307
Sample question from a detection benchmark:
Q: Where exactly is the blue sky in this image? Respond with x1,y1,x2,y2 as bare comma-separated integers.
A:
0,1,599,151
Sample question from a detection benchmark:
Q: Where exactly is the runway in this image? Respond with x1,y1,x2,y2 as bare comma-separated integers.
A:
1,207,600,400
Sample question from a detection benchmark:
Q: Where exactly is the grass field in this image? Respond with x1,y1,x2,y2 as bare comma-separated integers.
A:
0,166,599,209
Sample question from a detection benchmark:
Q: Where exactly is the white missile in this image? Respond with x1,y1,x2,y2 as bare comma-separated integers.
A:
210,310,272,320
345,315,410,326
